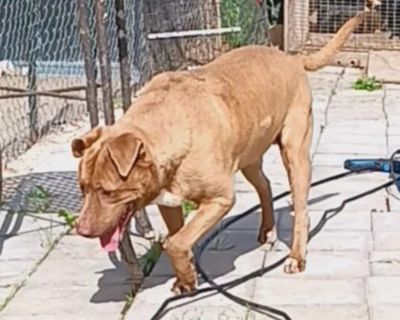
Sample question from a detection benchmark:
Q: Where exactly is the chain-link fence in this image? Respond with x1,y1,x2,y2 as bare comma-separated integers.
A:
0,0,88,162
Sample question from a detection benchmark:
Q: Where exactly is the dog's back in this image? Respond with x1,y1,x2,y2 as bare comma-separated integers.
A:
193,46,306,167
124,10,366,172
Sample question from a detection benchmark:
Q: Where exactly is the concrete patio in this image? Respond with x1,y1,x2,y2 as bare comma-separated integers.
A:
1,66,400,320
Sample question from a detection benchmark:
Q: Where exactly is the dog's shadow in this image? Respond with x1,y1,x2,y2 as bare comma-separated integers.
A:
139,192,338,291
89,192,337,303
90,252,136,303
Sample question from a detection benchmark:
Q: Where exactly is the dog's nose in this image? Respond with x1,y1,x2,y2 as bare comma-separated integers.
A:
75,220,94,238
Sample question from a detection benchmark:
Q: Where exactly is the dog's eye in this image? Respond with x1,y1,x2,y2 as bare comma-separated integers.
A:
80,184,87,196
101,190,116,198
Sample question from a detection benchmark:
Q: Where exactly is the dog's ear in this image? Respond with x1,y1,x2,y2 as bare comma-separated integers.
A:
106,132,143,178
71,127,103,158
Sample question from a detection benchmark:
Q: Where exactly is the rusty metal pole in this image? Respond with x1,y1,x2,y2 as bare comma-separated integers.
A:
115,0,132,112
0,149,3,206
114,0,154,244
119,226,144,293
95,0,115,125
78,0,99,128
27,0,40,143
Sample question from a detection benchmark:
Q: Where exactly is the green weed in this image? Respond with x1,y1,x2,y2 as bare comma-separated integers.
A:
352,76,382,91
120,293,135,317
28,185,52,212
27,185,54,246
139,242,162,276
57,209,77,228
182,201,197,219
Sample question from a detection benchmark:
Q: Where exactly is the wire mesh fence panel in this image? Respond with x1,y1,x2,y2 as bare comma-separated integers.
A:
288,0,400,52
0,0,91,163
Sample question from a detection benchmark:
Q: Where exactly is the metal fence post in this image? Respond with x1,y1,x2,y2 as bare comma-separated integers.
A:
116,0,154,244
27,0,41,143
115,0,132,112
132,0,144,95
95,0,115,125
78,0,99,128
0,149,3,206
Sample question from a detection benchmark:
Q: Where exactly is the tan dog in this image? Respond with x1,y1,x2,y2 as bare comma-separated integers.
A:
72,12,366,293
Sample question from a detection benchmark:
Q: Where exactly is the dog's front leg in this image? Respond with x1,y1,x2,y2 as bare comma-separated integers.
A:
163,194,234,294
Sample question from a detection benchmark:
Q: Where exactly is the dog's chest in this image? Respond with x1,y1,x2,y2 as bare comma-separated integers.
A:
150,189,183,207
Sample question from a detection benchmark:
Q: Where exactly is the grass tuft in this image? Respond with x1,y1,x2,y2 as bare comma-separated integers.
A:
352,76,382,91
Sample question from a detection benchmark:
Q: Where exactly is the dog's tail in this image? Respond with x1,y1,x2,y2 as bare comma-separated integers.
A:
299,11,366,71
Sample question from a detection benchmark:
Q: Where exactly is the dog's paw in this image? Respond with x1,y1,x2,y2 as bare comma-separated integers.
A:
258,226,277,248
171,277,197,295
284,257,306,274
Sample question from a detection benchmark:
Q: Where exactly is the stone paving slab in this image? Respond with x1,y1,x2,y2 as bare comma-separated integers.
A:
373,232,400,251
318,133,386,145
368,50,400,83
307,187,388,212
0,235,133,319
256,305,370,320
264,251,369,279
370,251,400,276
313,153,387,167
319,119,387,134
370,306,400,320
327,109,384,122
372,212,400,232
253,278,366,305
367,277,400,305
317,141,387,155
130,299,247,320
0,213,67,311
278,230,372,252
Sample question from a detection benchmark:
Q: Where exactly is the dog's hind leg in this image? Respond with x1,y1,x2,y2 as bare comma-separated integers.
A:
278,100,312,274
241,159,277,246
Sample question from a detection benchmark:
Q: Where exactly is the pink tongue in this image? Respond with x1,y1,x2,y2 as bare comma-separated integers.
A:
100,225,121,252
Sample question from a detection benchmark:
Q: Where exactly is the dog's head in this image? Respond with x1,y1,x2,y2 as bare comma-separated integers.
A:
71,127,159,252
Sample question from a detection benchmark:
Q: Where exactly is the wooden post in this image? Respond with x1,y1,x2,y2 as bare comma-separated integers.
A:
115,0,131,112
78,0,99,128
95,0,115,125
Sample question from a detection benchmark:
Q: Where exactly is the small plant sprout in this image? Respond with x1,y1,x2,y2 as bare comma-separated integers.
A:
352,76,382,91
57,209,77,228
27,185,55,246
139,242,162,275
28,185,52,213
120,293,135,316
182,200,197,219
